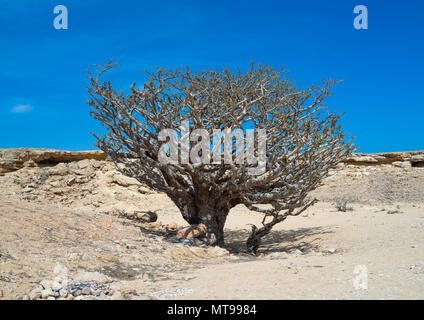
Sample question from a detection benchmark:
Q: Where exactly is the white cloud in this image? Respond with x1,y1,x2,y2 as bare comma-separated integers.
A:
11,104,33,113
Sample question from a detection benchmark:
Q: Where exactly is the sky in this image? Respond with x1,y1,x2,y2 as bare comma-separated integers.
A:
0,0,423,153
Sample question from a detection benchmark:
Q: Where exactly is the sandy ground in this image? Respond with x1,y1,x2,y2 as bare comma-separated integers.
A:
1,194,423,300
1,151,423,299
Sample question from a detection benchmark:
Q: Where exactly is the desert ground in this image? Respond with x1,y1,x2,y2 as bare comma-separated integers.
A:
0,148,423,300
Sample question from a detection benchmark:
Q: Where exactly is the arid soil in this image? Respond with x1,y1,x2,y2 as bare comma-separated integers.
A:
0,148,423,300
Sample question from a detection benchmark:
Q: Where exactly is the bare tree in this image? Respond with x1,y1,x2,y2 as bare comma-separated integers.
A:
87,60,355,254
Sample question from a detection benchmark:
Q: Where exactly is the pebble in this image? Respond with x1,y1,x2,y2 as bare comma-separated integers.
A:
40,279,52,290
52,281,62,291
29,288,42,300
98,292,108,300
91,289,101,296
46,296,56,300
81,287,91,295
41,289,54,299
59,289,68,298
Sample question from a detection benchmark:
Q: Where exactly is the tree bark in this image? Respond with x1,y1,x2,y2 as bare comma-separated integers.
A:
198,206,228,246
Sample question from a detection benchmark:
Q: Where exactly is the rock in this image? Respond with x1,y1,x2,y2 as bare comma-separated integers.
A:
144,221,162,231
138,186,153,194
40,279,52,290
41,289,54,299
29,288,42,300
176,224,207,239
392,161,411,169
126,244,136,249
98,292,108,300
208,246,230,256
327,248,337,253
48,163,68,176
81,287,91,295
91,289,101,297
73,290,82,297
46,296,56,300
112,174,141,187
291,249,302,255
411,155,424,167
0,148,106,175
51,281,62,291
59,289,68,298
49,181,61,188
66,177,76,186
135,211,158,223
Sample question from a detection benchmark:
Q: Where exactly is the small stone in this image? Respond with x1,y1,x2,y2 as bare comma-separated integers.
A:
126,244,136,249
47,296,56,300
144,221,162,231
29,288,42,300
52,281,62,291
303,248,315,254
59,289,68,298
81,287,91,295
327,248,336,253
41,289,54,299
292,249,302,255
91,289,101,296
40,279,52,290
98,292,108,300
105,289,114,296
73,290,82,297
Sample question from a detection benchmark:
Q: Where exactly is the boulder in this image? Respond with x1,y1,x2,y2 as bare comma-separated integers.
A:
112,174,141,187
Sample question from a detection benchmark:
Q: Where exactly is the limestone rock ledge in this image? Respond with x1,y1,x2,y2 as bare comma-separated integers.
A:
0,148,106,175
1,148,423,175
344,151,424,166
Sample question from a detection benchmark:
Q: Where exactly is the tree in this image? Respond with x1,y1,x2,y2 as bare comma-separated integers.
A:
87,60,355,254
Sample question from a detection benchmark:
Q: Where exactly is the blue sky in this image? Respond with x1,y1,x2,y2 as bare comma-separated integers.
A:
0,0,423,152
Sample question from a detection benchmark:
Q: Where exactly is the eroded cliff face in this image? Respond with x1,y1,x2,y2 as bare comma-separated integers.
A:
0,148,423,212
0,148,106,175
1,148,424,176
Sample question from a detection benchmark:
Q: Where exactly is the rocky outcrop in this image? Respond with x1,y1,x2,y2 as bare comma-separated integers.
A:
343,151,424,167
2,148,424,176
0,148,107,175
